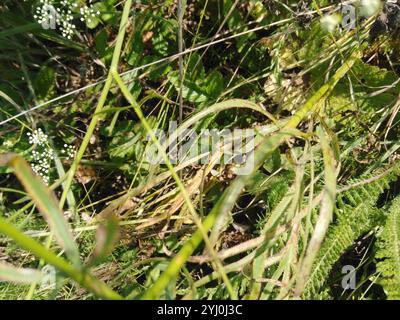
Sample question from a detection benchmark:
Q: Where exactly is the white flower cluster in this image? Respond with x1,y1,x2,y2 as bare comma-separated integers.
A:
30,0,100,39
61,143,76,160
27,127,48,145
79,2,99,24
27,129,76,185
27,128,54,185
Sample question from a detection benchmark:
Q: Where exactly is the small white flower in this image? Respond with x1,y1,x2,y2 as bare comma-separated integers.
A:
27,128,54,185
32,0,101,39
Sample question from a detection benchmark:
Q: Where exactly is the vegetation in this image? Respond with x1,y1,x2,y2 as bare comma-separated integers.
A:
0,0,400,300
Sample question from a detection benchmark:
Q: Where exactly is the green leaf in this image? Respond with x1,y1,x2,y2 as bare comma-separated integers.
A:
108,120,148,159
186,52,205,81
95,28,108,58
294,127,338,296
168,71,209,104
86,16,101,29
205,70,225,97
87,213,120,267
376,195,400,300
0,262,44,284
141,55,172,81
94,1,117,24
0,215,121,299
223,0,254,52
34,66,55,101
0,153,81,268
152,20,177,56
263,149,282,173
127,31,144,67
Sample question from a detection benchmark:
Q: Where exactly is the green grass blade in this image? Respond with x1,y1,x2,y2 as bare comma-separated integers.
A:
141,51,359,299
0,262,44,284
294,127,338,297
0,216,122,299
0,153,81,268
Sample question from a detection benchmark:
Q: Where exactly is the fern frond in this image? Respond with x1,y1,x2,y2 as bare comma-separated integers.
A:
302,168,400,299
376,195,400,300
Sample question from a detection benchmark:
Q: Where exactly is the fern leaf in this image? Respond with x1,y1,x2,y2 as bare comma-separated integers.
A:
302,169,399,299
376,195,400,300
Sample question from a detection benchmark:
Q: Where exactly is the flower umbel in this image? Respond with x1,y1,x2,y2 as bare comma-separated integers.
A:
30,0,100,39
61,143,76,160
27,128,53,185
27,128,76,185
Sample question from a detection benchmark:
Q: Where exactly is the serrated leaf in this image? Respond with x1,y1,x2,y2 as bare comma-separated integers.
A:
168,71,209,103
376,195,400,300
152,20,177,56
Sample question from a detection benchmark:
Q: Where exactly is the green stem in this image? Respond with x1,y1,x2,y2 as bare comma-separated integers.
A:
112,72,236,300
0,217,122,300
140,50,360,300
59,0,133,208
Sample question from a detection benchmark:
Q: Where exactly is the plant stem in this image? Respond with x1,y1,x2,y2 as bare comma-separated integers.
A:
0,217,122,300
112,71,237,300
59,0,133,209
140,50,360,300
